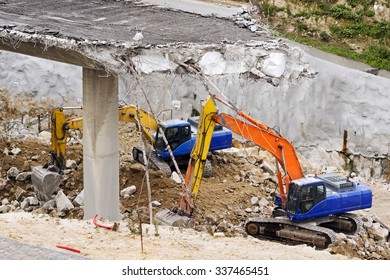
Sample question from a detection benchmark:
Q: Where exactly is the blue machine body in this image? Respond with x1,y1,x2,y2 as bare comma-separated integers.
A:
154,116,233,161
274,173,372,221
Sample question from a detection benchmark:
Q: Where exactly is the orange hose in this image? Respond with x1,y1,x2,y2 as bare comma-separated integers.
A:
56,244,80,253
93,214,113,230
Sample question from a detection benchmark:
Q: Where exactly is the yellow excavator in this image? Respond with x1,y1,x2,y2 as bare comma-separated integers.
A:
31,104,159,200
156,95,372,249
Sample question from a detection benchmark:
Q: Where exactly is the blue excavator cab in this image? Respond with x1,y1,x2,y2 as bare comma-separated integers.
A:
154,116,233,160
275,174,372,221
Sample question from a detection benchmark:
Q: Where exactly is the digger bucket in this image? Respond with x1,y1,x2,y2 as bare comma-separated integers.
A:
155,208,194,228
31,166,63,201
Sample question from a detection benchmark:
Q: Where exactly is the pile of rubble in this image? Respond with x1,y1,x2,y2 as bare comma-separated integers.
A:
330,216,390,259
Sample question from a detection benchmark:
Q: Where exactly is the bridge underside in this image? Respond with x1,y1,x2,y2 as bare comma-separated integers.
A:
0,0,258,221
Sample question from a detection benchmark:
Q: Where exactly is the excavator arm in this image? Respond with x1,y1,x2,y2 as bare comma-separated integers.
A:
213,96,304,205
176,98,218,216
118,104,158,145
49,107,83,171
48,105,158,171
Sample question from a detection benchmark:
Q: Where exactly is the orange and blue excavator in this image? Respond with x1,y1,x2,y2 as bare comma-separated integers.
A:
156,96,372,248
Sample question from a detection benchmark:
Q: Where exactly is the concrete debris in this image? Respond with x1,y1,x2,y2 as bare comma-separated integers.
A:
131,54,173,74
6,167,20,179
31,155,40,161
65,159,77,169
55,190,74,212
258,198,269,207
42,199,56,212
366,222,389,241
250,196,259,205
261,53,286,78
0,205,12,213
245,207,252,213
329,215,390,259
10,147,21,155
73,189,84,207
15,172,32,182
120,185,137,197
199,52,226,75
27,196,39,206
14,186,26,201
213,232,225,238
3,147,9,155
132,31,143,42
170,172,181,184
38,131,51,143
260,161,275,176
152,200,161,207
1,198,9,206
20,198,30,210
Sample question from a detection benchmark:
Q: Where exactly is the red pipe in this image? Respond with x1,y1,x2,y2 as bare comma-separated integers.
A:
93,214,113,230
56,244,80,253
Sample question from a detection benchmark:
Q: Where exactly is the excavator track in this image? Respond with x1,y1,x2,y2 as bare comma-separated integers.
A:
245,217,339,249
132,147,172,177
246,213,363,249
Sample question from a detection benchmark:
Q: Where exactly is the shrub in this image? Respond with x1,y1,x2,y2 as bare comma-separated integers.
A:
363,45,390,70
319,31,331,41
330,4,361,21
365,10,375,17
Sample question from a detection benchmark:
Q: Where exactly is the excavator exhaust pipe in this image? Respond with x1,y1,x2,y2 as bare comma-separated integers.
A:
155,209,195,228
31,166,63,201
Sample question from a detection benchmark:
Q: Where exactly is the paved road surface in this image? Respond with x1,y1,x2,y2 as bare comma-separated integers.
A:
0,237,88,260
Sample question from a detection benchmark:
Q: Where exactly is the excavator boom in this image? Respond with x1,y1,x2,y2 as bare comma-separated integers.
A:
214,112,304,204
156,98,218,226
32,105,158,200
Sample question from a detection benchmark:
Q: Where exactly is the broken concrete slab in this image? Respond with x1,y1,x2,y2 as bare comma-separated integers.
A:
73,190,84,207
120,186,136,197
15,172,32,182
7,167,20,179
55,190,74,213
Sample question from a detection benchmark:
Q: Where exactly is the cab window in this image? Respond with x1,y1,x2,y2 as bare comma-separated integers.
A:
299,184,325,214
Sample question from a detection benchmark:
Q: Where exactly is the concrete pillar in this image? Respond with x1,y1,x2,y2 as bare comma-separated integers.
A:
82,68,120,221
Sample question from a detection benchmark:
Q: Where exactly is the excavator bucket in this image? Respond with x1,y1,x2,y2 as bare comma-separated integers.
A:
155,209,194,228
31,166,63,201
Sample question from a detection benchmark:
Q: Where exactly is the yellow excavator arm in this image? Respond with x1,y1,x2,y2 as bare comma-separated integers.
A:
49,107,83,170
48,105,158,170
177,98,218,216
118,104,158,145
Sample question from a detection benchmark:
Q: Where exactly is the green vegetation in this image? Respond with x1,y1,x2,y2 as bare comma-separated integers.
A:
330,21,390,40
254,0,390,71
330,4,362,21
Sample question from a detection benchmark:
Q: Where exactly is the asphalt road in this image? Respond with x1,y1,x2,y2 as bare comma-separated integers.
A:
0,237,88,260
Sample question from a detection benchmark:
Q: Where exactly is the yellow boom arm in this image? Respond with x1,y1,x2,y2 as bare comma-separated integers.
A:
49,105,158,170
177,97,218,215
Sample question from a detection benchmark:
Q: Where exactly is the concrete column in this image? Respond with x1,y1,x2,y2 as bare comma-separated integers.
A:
82,68,120,221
